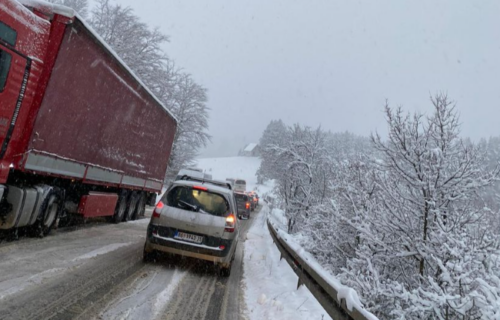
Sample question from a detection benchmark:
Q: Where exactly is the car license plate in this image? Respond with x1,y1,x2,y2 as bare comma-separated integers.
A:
175,231,203,244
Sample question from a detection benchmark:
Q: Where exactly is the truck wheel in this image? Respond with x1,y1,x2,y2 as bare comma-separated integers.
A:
113,193,127,223
124,192,139,222
31,189,62,237
132,193,146,220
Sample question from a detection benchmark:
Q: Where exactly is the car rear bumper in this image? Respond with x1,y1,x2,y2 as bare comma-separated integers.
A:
145,240,234,266
145,225,236,265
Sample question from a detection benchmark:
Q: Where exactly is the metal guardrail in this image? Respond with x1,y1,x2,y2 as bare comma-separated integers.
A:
267,219,375,320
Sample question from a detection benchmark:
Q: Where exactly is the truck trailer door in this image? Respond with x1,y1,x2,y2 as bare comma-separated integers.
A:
0,42,30,159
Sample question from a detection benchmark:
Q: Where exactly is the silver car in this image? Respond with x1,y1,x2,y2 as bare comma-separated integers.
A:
143,179,240,276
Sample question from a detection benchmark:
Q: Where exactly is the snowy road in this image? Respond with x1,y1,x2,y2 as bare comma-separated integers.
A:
0,206,258,320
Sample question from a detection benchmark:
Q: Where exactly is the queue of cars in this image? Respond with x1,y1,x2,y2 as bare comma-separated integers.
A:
143,170,260,277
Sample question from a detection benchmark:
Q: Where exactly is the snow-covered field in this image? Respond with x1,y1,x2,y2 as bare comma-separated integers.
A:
197,157,329,319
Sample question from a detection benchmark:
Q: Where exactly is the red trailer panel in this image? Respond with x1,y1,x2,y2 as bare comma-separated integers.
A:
78,192,118,218
23,17,177,191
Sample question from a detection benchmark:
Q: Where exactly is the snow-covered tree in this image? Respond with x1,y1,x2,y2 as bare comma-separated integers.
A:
256,120,288,183
338,95,500,318
262,96,500,318
274,125,330,232
164,73,211,181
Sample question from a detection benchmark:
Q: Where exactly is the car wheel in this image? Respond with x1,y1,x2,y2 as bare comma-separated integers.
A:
143,244,157,263
218,263,232,277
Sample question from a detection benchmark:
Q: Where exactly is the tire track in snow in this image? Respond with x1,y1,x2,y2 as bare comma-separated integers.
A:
86,266,187,320
161,207,260,320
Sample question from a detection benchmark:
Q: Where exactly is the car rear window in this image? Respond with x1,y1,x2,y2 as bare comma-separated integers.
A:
235,180,246,185
166,186,229,217
234,193,248,201
0,50,12,92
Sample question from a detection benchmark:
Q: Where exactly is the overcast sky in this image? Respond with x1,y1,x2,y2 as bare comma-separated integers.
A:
118,0,500,157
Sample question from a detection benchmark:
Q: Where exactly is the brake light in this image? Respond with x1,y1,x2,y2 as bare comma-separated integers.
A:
193,186,208,191
225,214,236,233
152,201,163,218
245,202,250,209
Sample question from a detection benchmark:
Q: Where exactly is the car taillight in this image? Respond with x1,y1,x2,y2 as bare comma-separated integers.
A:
245,202,250,209
152,201,164,218
225,214,235,233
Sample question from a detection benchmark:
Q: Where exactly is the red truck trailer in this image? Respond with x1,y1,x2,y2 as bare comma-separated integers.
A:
0,0,177,237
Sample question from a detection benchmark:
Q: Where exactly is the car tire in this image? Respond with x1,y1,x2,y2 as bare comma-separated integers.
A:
143,244,157,263
218,263,232,277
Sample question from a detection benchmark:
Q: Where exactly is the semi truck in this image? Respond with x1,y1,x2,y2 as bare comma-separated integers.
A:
0,0,177,238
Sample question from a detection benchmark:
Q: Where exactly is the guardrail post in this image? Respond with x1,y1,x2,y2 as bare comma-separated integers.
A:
297,274,303,290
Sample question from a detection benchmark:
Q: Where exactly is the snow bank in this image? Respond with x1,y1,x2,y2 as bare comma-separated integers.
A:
269,209,379,320
243,205,330,320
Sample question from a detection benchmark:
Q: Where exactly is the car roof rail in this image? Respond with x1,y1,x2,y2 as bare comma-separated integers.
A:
179,175,232,190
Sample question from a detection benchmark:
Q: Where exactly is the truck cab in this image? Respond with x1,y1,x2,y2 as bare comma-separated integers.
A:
0,1,52,182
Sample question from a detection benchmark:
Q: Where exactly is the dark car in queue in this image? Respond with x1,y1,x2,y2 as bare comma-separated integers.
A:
234,192,251,219
144,179,240,276
247,191,258,211
251,192,259,207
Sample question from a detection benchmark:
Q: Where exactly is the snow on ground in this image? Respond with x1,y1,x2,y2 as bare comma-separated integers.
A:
0,221,146,301
198,156,329,319
95,267,187,320
269,209,379,320
72,242,132,261
243,204,331,320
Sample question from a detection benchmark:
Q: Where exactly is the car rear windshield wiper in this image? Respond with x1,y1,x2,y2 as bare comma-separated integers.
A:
178,200,199,212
